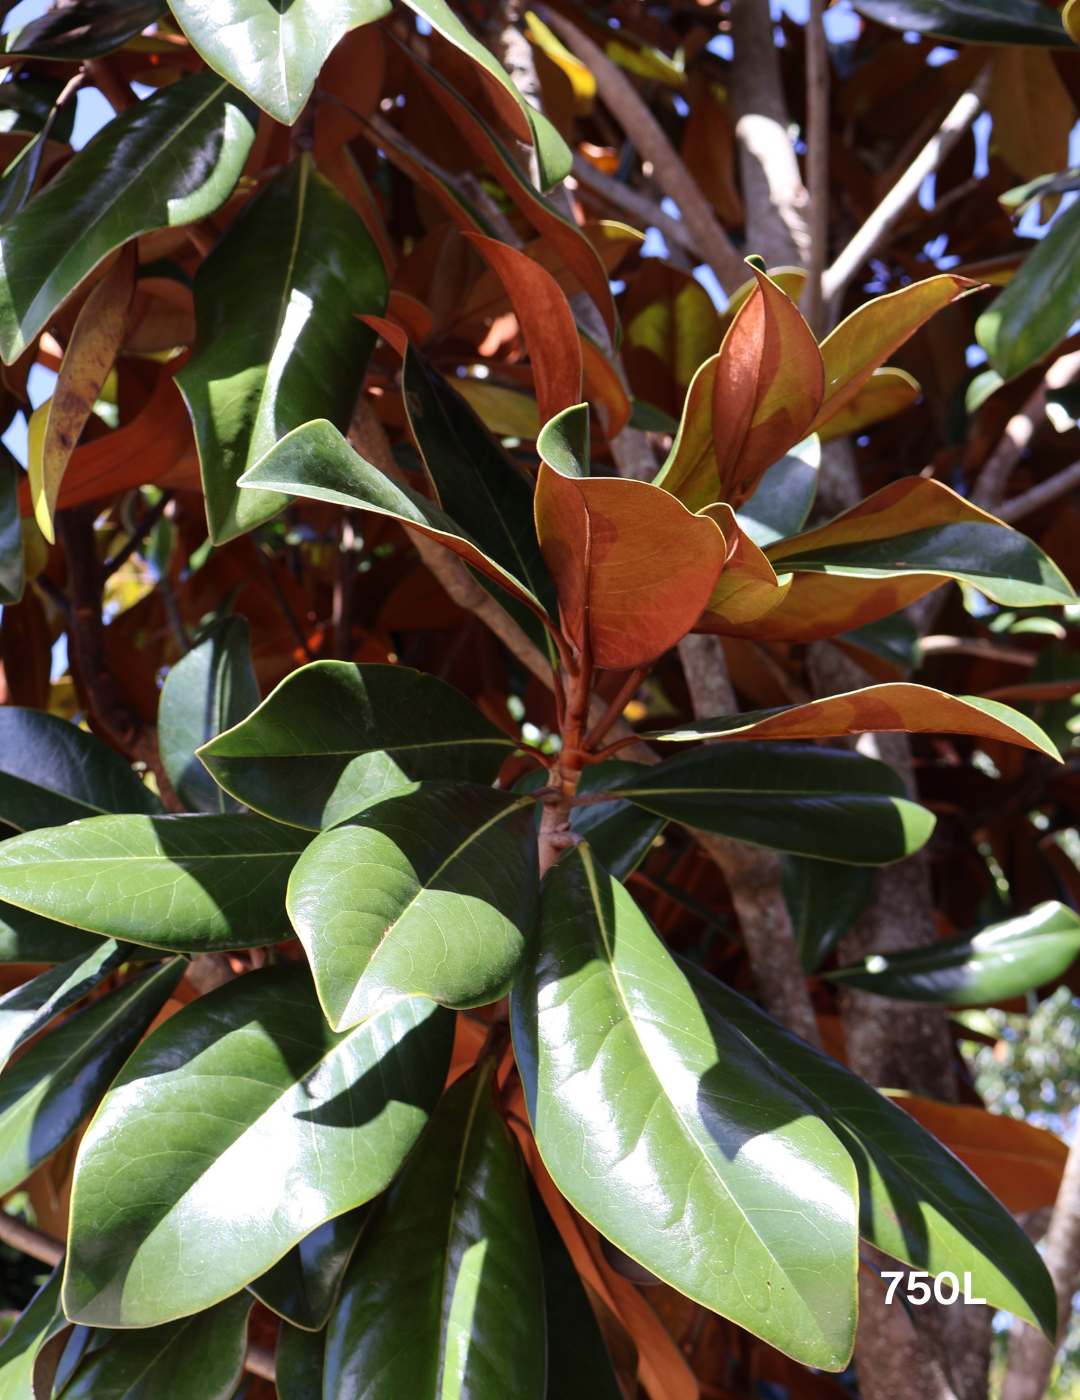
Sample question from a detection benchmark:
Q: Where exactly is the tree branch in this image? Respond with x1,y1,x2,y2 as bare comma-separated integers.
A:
570,155,701,258
0,1208,63,1267
538,7,748,294
821,65,991,320
803,0,829,336
971,350,1080,511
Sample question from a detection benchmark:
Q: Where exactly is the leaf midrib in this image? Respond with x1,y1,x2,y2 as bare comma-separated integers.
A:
436,1066,489,1396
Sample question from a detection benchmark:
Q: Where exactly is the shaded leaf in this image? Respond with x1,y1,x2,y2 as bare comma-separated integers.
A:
0,814,313,952
609,743,934,865
238,419,549,623
276,1320,325,1400
679,960,1056,1338
288,781,538,1030
168,0,390,125
0,902,109,964
158,617,260,814
198,661,517,831
0,937,131,1072
735,435,820,548
886,1093,1067,1214
60,1293,253,1400
0,958,181,1195
32,243,137,544
535,405,726,669
569,761,666,882
816,367,921,443
3,0,167,59
0,72,258,364
827,900,1080,1003
176,156,387,544
0,446,22,604
0,1265,65,1399
63,963,453,1326
697,500,787,627
654,683,1060,760
781,855,874,974
324,1058,547,1400
851,0,1073,46
249,1207,369,1331
511,845,858,1369
0,709,164,831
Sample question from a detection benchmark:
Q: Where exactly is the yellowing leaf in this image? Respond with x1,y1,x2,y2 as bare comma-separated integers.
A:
454,380,541,439
817,367,921,442
525,11,596,111
988,49,1074,186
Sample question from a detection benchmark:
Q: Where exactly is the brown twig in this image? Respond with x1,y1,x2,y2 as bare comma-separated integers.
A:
582,665,650,751
996,458,1080,523
103,490,174,578
0,1208,63,1267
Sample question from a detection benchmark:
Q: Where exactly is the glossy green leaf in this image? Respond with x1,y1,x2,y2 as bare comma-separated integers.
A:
400,0,571,188
158,617,260,814
238,419,547,622
3,1,168,59
0,938,131,1072
0,76,76,141
736,436,820,548
0,448,22,603
0,1265,65,1400
0,958,181,1196
851,0,1072,45
781,856,874,974
325,1058,547,1400
0,709,163,830
0,72,258,365
63,963,453,1327
839,612,923,670
249,1207,369,1331
404,343,558,651
289,781,537,1030
0,121,55,226
528,1178,622,1400
608,744,934,865
198,662,517,831
569,761,666,882
0,814,312,951
775,521,1074,609
0,902,108,964
276,1320,325,1400
175,156,387,544
827,900,1080,1003
61,1294,253,1400
169,0,389,125
976,198,1080,381
680,959,1056,1337
511,845,858,1369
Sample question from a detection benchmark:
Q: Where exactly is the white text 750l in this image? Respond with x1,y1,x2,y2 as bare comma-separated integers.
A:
882,1272,986,1306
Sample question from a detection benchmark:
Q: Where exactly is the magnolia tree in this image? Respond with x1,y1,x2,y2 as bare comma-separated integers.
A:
2,2,1080,1400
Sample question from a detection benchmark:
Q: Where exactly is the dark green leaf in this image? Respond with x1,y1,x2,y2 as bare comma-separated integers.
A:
839,612,923,670
736,436,820,547
276,1320,325,1400
400,0,571,188
608,744,934,865
288,781,537,1030
198,662,517,831
249,1207,369,1331
511,845,859,1369
0,709,164,830
0,77,75,141
325,1058,547,1400
680,958,1057,1337
0,1265,65,1398
158,617,260,813
569,761,666,881
238,419,547,621
851,0,1072,46
63,963,453,1326
777,522,1074,609
781,855,874,973
0,71,258,364
4,1,168,60
0,447,22,603
0,122,54,224
403,343,558,649
527,1177,622,1400
0,814,312,951
976,198,1080,381
0,938,131,1072
537,403,589,479
0,958,181,1195
0,902,108,964
826,900,1080,1003
175,156,387,543
169,0,388,125
61,1294,253,1400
